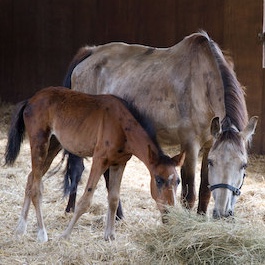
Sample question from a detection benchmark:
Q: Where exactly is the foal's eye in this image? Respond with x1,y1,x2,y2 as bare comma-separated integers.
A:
208,159,214,167
155,176,165,188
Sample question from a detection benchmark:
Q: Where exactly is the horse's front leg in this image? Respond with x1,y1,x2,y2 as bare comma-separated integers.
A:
197,147,211,214
60,159,107,240
180,142,200,209
104,164,126,241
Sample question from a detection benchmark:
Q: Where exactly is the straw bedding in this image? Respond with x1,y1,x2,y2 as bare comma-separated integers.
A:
1,102,265,264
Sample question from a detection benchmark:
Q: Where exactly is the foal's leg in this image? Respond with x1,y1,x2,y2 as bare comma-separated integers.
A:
60,159,107,239
104,164,126,241
34,137,61,242
197,147,211,214
180,142,200,209
104,169,124,220
16,172,33,237
17,136,61,242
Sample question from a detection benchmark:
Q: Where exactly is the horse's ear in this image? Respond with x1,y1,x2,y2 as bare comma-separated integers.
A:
240,116,258,142
171,151,185,167
211,117,221,139
148,145,158,164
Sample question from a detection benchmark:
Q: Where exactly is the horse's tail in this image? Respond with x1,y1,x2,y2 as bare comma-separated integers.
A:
62,46,90,210
63,151,84,196
63,46,93,88
5,100,28,165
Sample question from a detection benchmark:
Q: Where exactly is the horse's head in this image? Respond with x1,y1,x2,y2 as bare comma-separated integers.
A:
148,147,185,221
208,116,258,219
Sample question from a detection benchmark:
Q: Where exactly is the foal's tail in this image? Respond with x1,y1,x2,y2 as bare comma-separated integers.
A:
5,100,27,165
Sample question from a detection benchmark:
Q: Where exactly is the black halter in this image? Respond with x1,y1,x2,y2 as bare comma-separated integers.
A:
208,174,245,196
209,183,241,196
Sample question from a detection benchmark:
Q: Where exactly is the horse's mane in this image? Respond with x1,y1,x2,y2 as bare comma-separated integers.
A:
189,31,249,150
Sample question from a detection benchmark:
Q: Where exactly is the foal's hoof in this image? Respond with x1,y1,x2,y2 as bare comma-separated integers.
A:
59,232,70,241
37,228,48,242
104,233,116,241
16,218,27,236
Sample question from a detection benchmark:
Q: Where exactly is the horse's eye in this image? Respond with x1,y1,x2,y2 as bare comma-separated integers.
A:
155,176,165,188
208,159,213,167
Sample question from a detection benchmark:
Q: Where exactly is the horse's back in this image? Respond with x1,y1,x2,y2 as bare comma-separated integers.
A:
71,32,226,148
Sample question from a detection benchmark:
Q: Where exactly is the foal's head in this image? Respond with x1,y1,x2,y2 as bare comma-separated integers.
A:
208,116,258,219
148,147,185,219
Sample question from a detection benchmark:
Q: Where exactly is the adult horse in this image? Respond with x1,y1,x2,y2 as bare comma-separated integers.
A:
63,31,257,218
5,87,185,242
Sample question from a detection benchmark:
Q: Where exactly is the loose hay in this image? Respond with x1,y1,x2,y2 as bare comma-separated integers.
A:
134,207,265,265
1,103,265,264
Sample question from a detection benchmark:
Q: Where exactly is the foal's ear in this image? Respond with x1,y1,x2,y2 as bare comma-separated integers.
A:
240,116,258,142
210,117,221,138
148,145,158,164
171,151,185,167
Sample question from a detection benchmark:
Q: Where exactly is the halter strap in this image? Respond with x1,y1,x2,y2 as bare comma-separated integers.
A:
209,183,241,196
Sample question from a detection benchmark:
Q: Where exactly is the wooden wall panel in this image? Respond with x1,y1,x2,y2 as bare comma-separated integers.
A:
0,0,14,99
0,0,264,153
175,0,225,44
0,0,179,103
223,0,263,153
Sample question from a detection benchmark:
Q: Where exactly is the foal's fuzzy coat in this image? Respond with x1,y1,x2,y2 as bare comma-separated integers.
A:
5,87,185,242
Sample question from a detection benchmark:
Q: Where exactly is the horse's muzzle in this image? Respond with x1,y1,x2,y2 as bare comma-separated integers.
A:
213,209,234,219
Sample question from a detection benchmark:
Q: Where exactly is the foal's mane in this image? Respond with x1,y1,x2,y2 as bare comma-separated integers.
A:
190,31,249,149
114,95,167,158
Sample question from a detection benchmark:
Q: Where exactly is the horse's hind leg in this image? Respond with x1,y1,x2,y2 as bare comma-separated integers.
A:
104,169,124,220
104,164,126,241
64,153,84,213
